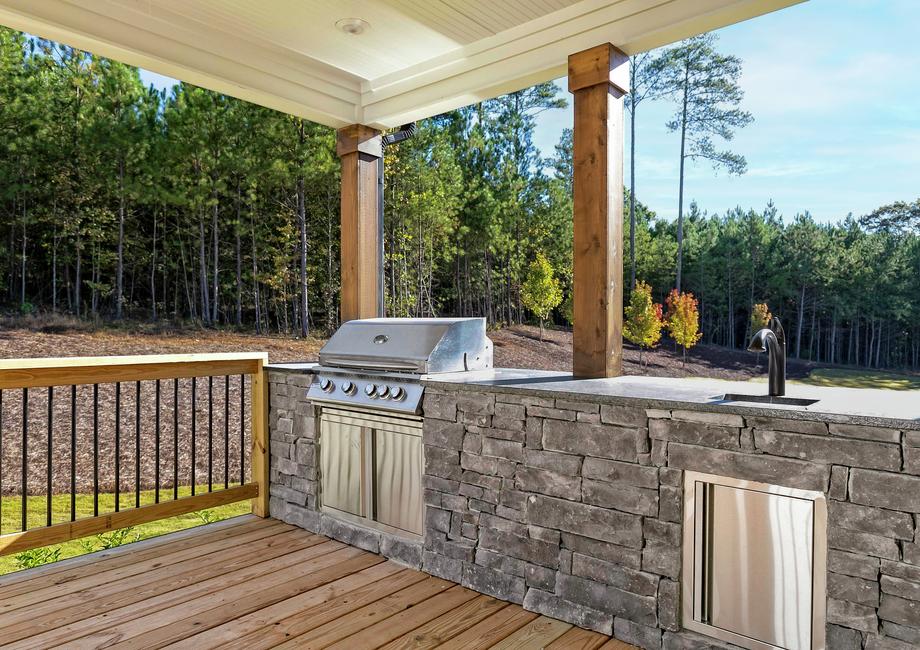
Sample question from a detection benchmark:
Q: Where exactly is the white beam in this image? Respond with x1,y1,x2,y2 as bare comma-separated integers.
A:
0,0,803,130
361,0,802,127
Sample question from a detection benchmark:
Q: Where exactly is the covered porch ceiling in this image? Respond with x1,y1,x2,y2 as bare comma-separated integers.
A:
0,0,800,129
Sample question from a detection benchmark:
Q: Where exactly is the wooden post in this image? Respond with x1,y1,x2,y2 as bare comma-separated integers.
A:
337,124,383,322
568,44,629,378
250,356,270,517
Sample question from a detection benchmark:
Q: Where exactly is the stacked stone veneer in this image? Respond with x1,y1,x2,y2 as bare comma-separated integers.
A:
267,368,920,650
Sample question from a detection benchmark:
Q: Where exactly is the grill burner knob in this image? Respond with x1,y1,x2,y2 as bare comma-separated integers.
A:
342,381,356,395
390,386,405,401
319,378,334,393
376,385,390,399
364,383,377,397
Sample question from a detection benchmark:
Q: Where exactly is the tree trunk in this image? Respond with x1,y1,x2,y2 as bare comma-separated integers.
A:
298,175,309,338
150,210,157,320
211,189,219,325
675,62,690,292
51,225,58,312
19,204,27,310
629,90,637,290
115,158,126,319
198,212,210,325
250,209,261,334
235,182,242,327
795,284,805,358
75,232,82,318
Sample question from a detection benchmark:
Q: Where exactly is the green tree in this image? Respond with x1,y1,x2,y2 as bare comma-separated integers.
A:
521,252,562,341
626,52,666,288
624,280,664,367
657,33,753,291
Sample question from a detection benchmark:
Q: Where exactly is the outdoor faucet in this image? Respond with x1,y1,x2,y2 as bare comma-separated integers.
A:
748,317,786,396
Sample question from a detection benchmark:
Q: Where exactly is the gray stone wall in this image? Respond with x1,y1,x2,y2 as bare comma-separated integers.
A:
268,368,920,650
421,387,920,650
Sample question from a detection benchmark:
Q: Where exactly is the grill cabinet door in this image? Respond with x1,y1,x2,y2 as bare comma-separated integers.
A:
374,428,423,535
320,418,366,517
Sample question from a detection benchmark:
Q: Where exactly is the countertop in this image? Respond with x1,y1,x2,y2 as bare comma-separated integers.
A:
266,363,920,430
424,369,920,431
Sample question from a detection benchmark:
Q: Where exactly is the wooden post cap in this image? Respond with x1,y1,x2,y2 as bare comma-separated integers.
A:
568,43,629,94
336,124,383,158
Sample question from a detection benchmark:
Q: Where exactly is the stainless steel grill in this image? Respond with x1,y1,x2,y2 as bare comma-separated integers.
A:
306,317,492,537
307,317,493,414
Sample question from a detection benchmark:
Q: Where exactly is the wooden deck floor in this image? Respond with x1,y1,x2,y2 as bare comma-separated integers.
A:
0,515,636,649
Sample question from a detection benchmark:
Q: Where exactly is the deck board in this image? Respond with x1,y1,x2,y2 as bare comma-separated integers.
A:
0,515,638,649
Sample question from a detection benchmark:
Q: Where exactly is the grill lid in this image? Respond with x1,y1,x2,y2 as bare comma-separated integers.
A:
318,317,492,374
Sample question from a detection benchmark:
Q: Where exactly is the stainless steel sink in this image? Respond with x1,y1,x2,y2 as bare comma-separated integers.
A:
719,393,818,407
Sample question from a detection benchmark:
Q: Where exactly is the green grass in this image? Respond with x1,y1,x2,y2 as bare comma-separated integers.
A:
798,367,920,391
0,485,251,576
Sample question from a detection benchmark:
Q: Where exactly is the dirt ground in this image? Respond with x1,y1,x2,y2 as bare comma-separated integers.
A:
489,324,816,381
0,319,809,502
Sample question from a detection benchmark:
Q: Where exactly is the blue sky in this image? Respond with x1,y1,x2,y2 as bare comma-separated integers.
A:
532,0,920,223
140,0,919,224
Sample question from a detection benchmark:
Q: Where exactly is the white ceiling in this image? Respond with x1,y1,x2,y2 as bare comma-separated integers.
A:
0,0,803,129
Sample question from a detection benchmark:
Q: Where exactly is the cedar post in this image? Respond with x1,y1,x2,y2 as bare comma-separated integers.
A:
568,44,629,378
337,124,383,322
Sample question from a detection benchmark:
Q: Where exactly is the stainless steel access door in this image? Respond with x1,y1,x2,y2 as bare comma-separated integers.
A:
683,471,827,650
319,417,367,518
374,427,423,535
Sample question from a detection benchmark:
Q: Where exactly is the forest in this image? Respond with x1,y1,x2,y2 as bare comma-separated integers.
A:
1,28,918,370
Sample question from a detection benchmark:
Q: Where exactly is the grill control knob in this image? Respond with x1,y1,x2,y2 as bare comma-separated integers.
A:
342,381,356,395
376,385,390,399
319,378,334,393
364,383,377,397
390,386,406,401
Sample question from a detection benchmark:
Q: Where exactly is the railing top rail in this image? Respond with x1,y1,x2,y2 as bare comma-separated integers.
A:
0,352,268,389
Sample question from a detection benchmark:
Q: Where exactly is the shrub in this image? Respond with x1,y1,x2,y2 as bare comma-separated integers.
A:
521,253,563,341
624,281,664,367
666,289,703,364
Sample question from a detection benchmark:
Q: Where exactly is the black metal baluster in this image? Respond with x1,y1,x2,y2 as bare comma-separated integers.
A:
46,386,53,527
224,375,230,489
135,381,141,508
191,377,196,496
155,380,161,504
173,379,179,501
21,388,28,532
115,383,121,512
93,384,99,517
239,375,245,485
70,385,76,522
208,376,213,493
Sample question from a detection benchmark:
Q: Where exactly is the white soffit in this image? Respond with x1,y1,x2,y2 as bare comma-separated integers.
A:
0,0,803,129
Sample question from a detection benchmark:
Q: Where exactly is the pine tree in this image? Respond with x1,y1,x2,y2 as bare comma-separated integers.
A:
624,281,663,367
657,33,753,291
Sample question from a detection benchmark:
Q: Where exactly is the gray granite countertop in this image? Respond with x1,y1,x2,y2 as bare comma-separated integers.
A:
423,369,920,431
266,363,919,430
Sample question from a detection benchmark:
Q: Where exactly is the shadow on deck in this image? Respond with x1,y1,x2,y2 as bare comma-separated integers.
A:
0,515,636,649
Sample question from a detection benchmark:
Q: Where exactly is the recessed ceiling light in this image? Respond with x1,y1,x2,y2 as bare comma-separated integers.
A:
336,18,370,36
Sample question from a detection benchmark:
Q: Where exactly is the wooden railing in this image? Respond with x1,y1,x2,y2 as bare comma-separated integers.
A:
0,353,269,556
